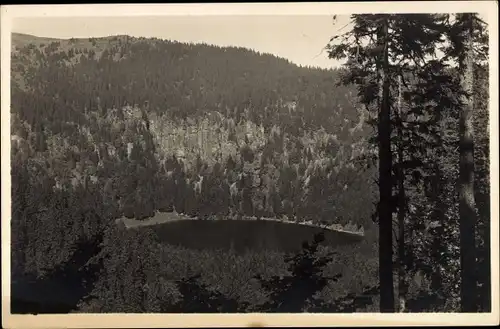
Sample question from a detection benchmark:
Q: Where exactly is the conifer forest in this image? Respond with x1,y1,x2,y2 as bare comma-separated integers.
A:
9,13,492,313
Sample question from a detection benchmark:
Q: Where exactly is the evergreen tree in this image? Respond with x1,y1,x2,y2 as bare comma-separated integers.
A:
327,13,459,312
443,13,489,312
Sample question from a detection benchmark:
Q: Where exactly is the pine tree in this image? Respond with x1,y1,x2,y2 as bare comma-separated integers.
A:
376,17,395,312
441,13,488,312
327,13,451,312
395,75,407,312
255,233,338,312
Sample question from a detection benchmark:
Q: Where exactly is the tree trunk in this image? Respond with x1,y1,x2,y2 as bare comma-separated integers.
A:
377,18,395,312
396,75,406,312
459,13,478,313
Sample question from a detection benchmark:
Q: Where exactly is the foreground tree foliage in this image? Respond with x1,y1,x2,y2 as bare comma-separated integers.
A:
255,233,338,312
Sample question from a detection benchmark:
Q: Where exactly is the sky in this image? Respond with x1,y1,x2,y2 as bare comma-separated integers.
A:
12,15,350,69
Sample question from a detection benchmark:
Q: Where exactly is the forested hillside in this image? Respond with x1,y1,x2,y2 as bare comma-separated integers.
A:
11,33,374,229
10,33,379,313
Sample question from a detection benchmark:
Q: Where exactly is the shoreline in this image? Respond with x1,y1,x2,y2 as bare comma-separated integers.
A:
117,211,365,236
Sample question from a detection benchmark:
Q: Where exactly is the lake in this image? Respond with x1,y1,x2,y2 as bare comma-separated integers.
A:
134,218,364,253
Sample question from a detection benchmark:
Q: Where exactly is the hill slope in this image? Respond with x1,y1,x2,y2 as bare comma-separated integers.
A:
10,32,376,278
11,33,365,134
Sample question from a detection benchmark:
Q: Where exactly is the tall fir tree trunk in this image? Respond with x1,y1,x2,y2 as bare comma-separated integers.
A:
396,75,407,312
377,18,395,312
459,13,478,313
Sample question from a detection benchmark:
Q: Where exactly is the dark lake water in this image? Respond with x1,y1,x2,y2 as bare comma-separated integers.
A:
149,219,364,253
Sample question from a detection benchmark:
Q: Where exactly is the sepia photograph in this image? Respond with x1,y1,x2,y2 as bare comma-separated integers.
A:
1,2,498,328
